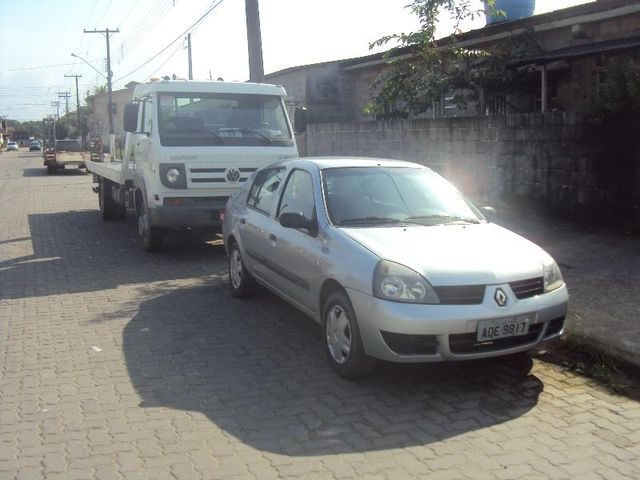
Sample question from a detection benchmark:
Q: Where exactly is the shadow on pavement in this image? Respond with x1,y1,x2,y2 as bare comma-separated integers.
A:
22,167,87,177
123,284,543,456
0,210,225,300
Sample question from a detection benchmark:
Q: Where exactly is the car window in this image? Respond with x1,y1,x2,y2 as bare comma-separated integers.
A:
247,167,285,215
277,169,315,221
323,167,480,225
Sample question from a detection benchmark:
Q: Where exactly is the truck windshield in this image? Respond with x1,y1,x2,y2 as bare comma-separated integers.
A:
158,92,293,147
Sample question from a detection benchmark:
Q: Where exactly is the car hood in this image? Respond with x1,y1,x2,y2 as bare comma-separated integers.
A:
342,222,547,286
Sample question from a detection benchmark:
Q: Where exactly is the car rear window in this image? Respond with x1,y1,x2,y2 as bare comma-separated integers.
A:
56,141,81,151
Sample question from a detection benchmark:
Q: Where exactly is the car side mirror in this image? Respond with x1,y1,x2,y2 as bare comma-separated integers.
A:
280,212,317,234
123,103,139,133
480,206,496,221
293,106,307,135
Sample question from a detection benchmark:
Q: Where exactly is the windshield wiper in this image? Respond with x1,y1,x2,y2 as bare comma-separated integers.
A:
336,216,402,226
236,129,273,144
407,214,480,224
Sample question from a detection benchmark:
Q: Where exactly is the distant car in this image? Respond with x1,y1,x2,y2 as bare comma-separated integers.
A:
7,141,18,151
29,141,42,152
222,157,569,377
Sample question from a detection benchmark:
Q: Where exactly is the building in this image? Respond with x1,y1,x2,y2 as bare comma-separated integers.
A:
266,0,640,122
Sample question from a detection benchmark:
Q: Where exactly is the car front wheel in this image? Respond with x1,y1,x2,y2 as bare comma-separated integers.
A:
322,290,375,378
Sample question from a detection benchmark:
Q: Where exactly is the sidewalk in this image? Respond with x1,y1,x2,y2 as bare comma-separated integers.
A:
495,210,640,367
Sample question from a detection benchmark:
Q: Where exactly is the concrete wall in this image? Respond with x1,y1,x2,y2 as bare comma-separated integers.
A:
306,113,640,224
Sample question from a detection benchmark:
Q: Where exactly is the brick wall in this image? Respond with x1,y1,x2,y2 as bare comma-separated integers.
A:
306,113,640,225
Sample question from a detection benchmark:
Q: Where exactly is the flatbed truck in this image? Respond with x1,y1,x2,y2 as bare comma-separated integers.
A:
85,79,306,252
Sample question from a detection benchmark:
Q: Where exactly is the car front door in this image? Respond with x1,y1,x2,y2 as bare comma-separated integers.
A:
267,168,320,313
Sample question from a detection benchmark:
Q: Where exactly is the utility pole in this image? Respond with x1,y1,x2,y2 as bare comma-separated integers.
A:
185,33,193,80
51,101,61,120
65,74,83,135
245,0,264,82
58,91,71,117
83,28,119,134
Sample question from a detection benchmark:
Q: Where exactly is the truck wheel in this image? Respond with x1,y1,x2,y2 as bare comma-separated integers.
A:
137,203,163,252
99,179,118,220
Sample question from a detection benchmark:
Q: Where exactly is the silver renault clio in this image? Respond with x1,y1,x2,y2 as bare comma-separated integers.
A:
222,158,568,377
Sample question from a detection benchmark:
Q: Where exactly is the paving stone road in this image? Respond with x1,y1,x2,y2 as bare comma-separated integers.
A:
1,150,639,479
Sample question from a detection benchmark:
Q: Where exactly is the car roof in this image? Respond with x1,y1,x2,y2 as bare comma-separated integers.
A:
279,157,431,171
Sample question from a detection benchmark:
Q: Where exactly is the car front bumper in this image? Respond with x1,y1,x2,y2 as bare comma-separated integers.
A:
149,197,228,229
347,283,569,362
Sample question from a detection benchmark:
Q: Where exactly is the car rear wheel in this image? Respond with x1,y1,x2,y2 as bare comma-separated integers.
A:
322,290,375,378
228,241,255,298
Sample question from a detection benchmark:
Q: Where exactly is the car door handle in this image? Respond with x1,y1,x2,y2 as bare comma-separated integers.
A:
269,234,276,242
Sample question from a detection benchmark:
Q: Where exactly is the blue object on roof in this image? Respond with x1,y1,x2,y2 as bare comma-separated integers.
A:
485,0,536,24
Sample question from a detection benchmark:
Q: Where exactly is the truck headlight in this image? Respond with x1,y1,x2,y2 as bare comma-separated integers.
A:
373,260,439,304
542,255,564,292
166,168,181,184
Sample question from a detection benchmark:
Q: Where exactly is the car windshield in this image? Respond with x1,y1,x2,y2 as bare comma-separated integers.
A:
322,166,482,226
158,92,293,147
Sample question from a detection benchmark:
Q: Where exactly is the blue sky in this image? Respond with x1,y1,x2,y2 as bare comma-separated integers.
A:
0,0,592,121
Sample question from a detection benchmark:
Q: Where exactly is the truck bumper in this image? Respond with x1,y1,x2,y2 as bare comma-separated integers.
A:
148,197,228,229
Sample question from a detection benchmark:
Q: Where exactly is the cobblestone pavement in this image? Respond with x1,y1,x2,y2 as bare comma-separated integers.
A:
1,150,639,480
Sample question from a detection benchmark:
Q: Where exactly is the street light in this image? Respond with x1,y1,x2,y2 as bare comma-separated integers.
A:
70,53,106,79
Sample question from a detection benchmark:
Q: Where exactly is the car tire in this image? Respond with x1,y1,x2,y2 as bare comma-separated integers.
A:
99,179,119,221
228,241,256,298
137,200,163,252
322,289,375,378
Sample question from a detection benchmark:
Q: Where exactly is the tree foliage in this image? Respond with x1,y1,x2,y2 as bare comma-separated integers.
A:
591,59,640,115
366,0,541,118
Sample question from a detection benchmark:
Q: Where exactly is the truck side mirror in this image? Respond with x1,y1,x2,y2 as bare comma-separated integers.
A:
293,106,307,135
123,103,139,133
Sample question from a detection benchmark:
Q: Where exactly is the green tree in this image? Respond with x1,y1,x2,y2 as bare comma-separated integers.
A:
366,0,540,118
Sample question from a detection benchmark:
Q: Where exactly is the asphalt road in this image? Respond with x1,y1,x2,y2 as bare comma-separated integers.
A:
0,148,639,479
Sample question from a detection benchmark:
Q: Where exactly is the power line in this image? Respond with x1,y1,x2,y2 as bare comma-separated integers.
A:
7,60,100,72
114,0,224,83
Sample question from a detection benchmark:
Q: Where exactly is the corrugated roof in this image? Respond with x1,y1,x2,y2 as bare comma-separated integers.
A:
508,35,640,67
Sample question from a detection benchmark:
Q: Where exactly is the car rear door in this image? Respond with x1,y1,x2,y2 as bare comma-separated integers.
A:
237,167,286,282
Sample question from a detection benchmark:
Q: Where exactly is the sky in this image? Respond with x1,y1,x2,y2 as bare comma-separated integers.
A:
0,0,593,122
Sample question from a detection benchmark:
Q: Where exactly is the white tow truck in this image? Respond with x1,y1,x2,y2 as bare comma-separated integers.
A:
85,79,306,251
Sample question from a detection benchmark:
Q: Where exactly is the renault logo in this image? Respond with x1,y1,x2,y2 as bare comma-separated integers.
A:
225,168,241,183
494,288,508,307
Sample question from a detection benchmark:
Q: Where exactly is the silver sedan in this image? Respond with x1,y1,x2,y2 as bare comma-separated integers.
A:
222,158,568,377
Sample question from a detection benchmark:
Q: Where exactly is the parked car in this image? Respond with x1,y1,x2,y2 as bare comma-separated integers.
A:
222,157,569,377
29,141,41,151
7,141,18,151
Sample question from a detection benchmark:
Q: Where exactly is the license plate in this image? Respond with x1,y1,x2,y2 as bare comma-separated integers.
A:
477,316,531,342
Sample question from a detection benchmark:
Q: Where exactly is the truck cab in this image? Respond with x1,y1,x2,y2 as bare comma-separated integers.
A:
86,80,306,251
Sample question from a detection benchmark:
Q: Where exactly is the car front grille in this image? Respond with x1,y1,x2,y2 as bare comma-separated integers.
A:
509,277,544,299
434,285,486,305
448,323,543,354
381,331,438,355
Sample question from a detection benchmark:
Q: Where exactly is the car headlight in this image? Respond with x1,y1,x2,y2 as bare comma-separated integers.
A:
373,260,439,304
166,168,181,184
542,255,564,292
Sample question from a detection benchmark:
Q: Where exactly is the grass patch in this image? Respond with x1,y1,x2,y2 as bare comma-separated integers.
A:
532,336,640,399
